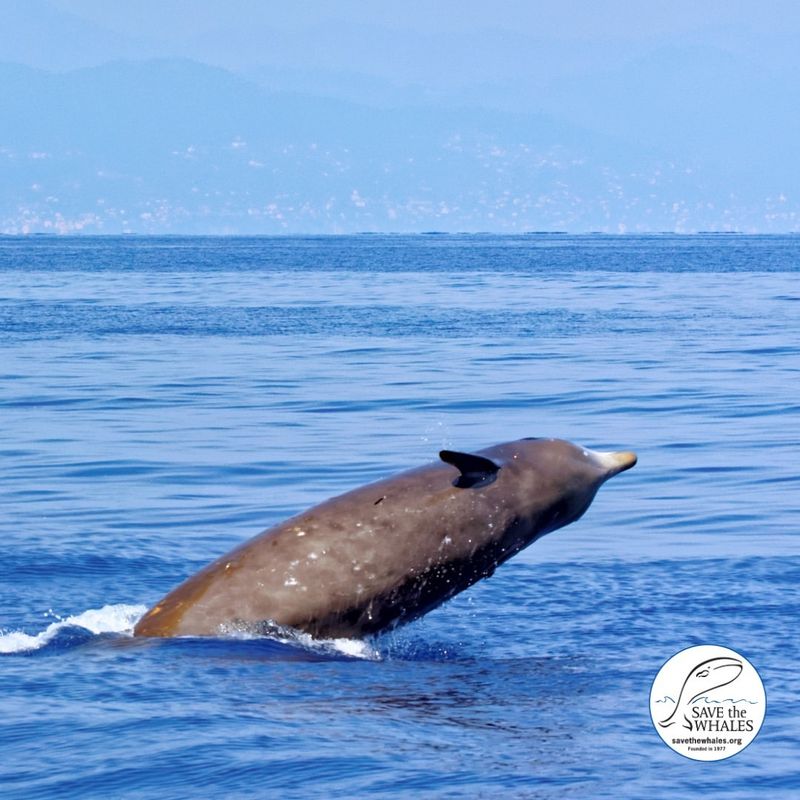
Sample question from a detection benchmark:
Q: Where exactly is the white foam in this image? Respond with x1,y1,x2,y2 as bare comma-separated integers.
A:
274,629,379,659
0,604,146,654
1,605,379,660
220,619,381,660
317,635,379,660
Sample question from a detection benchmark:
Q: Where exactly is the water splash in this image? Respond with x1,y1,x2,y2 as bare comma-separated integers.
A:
0,604,146,654
219,619,380,660
1,605,380,660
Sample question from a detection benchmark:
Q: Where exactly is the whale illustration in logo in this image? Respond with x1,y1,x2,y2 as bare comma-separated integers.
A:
658,656,743,729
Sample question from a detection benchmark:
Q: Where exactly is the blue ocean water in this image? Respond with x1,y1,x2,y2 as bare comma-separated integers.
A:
1,234,798,798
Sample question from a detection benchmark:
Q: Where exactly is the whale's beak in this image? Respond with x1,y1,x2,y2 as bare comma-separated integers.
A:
710,658,743,678
593,450,638,478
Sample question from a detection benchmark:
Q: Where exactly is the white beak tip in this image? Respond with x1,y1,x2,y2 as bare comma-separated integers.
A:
594,450,637,476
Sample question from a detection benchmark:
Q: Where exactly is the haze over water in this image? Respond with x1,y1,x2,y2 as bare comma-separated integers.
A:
1,235,798,798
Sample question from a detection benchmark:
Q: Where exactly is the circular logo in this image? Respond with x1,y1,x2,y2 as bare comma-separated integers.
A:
649,644,766,761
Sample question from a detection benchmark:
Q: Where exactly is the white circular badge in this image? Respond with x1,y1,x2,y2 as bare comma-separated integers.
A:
650,644,766,761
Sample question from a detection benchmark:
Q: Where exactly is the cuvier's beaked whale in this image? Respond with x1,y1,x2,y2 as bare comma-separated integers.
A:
134,438,637,639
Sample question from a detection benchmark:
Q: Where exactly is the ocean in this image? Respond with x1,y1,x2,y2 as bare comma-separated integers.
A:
1,234,798,798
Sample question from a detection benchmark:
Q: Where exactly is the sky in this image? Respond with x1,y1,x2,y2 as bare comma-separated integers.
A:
47,1,800,42
1,1,799,233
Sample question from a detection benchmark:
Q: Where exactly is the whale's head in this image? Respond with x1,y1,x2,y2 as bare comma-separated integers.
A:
507,438,637,533
682,657,743,704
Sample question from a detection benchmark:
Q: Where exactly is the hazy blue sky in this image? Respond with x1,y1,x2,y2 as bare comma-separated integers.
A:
49,0,800,40
2,1,798,233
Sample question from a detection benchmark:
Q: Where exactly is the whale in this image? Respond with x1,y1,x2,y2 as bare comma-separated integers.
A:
658,656,743,729
133,437,636,639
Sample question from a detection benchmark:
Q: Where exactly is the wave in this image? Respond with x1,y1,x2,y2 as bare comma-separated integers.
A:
0,603,146,654
693,696,760,705
0,604,378,660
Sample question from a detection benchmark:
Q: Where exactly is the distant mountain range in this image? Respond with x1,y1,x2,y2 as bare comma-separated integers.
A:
1,56,797,233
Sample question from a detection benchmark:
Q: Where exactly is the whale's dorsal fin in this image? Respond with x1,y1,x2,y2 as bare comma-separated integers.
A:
439,450,500,489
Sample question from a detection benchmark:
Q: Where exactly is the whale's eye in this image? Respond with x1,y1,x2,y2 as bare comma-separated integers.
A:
695,669,710,678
